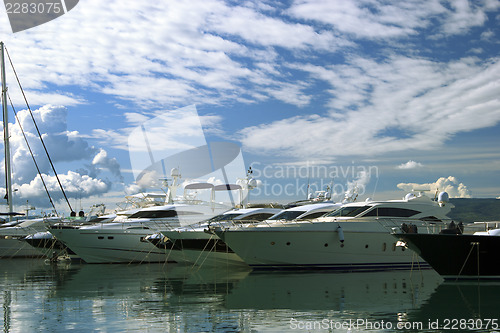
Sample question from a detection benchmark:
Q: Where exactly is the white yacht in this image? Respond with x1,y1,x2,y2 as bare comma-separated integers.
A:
214,192,453,271
49,202,229,264
23,213,118,259
163,202,342,267
47,165,247,264
152,207,283,267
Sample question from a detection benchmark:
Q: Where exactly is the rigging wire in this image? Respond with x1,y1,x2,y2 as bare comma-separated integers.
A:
4,45,73,213
7,93,58,214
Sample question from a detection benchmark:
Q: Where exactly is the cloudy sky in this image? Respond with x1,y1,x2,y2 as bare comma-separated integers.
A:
1,0,499,214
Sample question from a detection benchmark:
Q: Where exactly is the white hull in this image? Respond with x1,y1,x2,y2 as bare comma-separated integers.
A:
50,227,180,264
217,221,428,270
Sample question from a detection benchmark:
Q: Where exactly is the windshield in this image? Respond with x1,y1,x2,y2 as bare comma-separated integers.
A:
268,210,305,221
237,213,277,221
206,213,241,223
297,211,330,220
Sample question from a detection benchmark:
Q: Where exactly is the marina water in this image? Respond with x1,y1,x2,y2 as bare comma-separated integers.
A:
0,259,498,332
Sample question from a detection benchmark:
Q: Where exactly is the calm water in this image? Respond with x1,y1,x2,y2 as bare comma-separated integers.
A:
0,259,498,332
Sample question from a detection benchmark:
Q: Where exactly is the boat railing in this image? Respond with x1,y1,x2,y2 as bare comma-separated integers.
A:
209,217,329,230
386,219,500,235
377,218,451,234
209,216,465,232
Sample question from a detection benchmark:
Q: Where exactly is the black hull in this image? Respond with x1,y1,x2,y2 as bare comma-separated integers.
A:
395,233,500,279
150,238,234,253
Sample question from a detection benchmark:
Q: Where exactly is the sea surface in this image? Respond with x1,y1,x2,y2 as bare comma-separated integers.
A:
0,259,498,332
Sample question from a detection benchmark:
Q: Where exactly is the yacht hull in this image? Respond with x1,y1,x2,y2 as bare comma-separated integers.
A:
395,233,500,279
23,232,79,259
217,221,427,271
50,228,183,264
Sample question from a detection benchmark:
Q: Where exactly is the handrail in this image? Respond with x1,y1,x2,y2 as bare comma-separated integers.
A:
209,216,459,232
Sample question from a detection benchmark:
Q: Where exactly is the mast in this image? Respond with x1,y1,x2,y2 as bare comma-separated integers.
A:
0,42,13,216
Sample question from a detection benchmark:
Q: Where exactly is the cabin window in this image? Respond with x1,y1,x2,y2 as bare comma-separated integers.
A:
362,208,420,218
107,236,114,240
129,210,178,219
98,236,104,240
419,216,441,222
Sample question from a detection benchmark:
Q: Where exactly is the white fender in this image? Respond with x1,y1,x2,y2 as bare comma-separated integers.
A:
337,225,344,243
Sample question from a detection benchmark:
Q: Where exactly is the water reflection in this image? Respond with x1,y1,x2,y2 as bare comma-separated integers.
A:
0,260,498,332
409,281,500,331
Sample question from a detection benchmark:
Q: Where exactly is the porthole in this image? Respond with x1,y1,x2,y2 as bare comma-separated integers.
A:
286,242,291,246
324,243,329,247
108,236,114,240
98,236,104,240
365,244,369,249
270,241,275,245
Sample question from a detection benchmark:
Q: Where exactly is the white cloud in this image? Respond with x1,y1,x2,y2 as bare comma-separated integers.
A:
397,160,424,169
440,0,494,35
288,0,437,38
289,0,499,39
2,0,333,110
344,170,371,200
239,56,500,160
92,149,123,181
397,176,472,198
1,105,122,209
13,171,109,201
0,0,498,114
1,0,498,113
208,4,347,50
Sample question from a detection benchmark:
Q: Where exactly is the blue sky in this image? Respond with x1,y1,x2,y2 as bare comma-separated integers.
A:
1,0,500,214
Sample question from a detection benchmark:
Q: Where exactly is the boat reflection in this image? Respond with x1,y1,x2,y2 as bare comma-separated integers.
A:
225,269,442,312
408,281,500,327
1,260,498,332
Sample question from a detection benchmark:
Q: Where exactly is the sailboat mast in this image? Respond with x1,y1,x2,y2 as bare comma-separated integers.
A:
0,42,14,215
